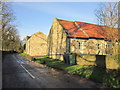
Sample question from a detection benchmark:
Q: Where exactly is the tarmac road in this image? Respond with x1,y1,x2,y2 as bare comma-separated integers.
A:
2,53,106,88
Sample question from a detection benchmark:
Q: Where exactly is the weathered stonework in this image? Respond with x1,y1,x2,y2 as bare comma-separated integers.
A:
25,32,48,56
70,38,108,55
48,18,67,60
106,56,120,69
76,55,96,66
48,18,119,69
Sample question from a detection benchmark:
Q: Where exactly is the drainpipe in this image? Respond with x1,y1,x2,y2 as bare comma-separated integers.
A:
66,37,70,54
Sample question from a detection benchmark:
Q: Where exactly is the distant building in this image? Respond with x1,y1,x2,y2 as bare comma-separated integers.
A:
48,18,118,61
25,32,48,56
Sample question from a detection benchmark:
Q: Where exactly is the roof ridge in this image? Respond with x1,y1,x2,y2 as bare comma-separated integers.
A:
74,22,89,38
34,34,47,42
59,19,110,28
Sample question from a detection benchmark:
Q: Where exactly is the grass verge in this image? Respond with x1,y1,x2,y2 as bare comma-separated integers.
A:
19,53,30,56
32,56,120,88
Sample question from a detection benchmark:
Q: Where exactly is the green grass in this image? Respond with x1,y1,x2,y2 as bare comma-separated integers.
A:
19,53,30,56
32,56,120,88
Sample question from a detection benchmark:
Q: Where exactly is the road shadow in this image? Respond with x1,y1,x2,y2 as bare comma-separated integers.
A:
2,50,18,62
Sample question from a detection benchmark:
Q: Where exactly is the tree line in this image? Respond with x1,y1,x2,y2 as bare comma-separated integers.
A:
1,1,22,52
0,1,119,55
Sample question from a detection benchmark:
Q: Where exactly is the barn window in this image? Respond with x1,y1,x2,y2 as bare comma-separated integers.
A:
96,43,100,49
106,43,112,49
105,43,113,54
78,42,83,49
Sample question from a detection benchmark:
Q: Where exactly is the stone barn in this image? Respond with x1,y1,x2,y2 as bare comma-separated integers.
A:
25,32,48,56
48,18,119,68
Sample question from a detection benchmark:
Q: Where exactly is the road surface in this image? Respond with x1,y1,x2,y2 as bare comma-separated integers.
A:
2,53,106,88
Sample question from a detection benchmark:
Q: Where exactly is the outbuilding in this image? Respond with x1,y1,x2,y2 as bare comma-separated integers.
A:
25,32,48,56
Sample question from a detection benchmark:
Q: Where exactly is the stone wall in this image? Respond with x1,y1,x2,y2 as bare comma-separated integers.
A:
70,38,108,55
76,54,96,66
106,55,120,69
25,32,48,56
76,54,120,69
48,18,67,60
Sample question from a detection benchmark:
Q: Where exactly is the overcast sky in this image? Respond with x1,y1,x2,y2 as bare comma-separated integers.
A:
11,2,102,40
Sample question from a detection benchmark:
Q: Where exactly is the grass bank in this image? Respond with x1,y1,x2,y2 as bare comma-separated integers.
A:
31,56,120,88
19,53,30,56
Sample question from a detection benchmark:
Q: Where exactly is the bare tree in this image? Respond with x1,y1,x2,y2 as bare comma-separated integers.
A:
95,2,119,55
1,1,21,51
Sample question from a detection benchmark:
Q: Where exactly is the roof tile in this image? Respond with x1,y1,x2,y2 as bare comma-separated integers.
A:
58,19,117,39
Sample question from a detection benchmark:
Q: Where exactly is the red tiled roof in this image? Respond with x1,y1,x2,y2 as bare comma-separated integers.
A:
58,19,118,39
